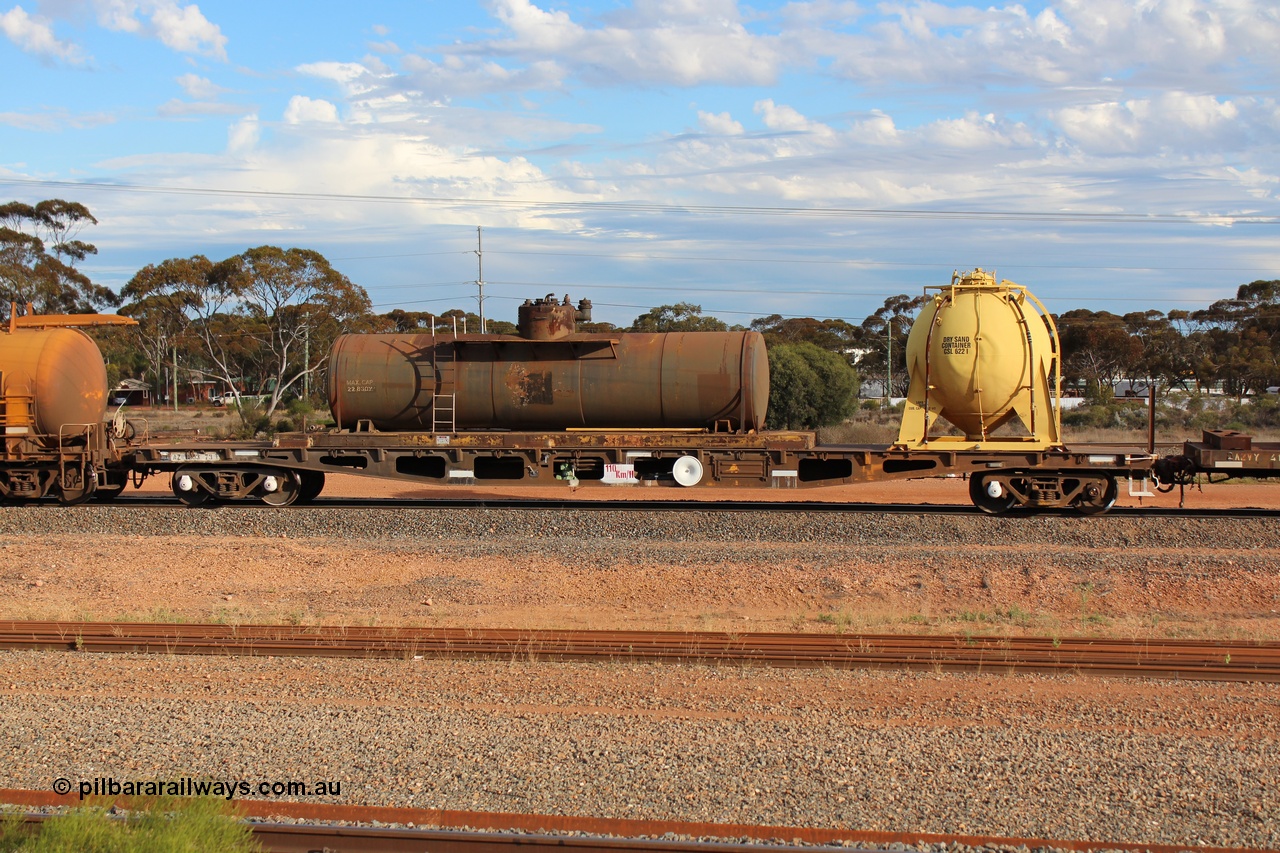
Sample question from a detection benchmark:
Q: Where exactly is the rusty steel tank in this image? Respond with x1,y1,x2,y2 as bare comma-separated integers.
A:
896,269,1062,449
0,325,111,439
328,295,770,432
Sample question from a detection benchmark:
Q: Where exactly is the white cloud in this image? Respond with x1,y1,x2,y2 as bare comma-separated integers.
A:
156,98,246,117
0,106,113,130
697,111,743,135
490,0,582,53
4,1,227,58
851,110,900,146
478,0,782,87
91,0,144,33
0,5,86,63
753,100,811,132
924,111,1037,150
296,61,380,96
399,54,566,98
1055,92,1243,154
754,99,836,146
777,0,861,26
826,0,1279,90
43,0,228,58
148,1,225,59
20,0,1272,327
176,72,223,99
284,95,339,124
227,114,259,153
1224,166,1279,202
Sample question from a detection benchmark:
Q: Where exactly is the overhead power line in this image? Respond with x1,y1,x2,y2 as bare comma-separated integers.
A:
488,249,1278,273
2,176,1276,225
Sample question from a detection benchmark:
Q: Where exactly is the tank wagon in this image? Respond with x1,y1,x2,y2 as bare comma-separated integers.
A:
3,275,1280,513
328,296,770,433
0,307,137,503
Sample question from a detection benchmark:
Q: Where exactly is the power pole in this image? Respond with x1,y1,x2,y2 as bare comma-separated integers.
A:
172,342,179,412
474,226,486,334
303,326,310,398
885,318,892,404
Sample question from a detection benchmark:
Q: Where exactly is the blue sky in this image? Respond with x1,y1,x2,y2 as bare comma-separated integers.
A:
2,0,1278,328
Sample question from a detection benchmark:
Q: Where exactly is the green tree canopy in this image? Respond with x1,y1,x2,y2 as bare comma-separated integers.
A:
765,342,860,430
751,314,861,351
853,293,927,396
0,199,118,320
121,255,210,401
218,246,373,416
122,246,372,420
1057,309,1146,399
629,302,728,332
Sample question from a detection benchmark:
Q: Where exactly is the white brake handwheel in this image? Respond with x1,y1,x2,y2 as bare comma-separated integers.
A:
671,455,704,487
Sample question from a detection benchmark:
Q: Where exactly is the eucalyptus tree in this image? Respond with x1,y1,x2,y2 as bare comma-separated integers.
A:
215,246,373,417
122,247,372,420
629,303,729,332
855,293,927,397
0,199,118,320
121,256,209,402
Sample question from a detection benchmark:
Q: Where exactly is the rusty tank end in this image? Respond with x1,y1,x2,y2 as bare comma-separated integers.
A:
0,327,110,438
328,295,769,433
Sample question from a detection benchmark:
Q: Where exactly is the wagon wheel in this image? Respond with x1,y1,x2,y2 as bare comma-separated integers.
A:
57,468,96,506
92,470,129,502
297,470,326,504
172,469,213,507
968,474,1017,515
1074,474,1118,516
260,470,301,507
57,486,95,506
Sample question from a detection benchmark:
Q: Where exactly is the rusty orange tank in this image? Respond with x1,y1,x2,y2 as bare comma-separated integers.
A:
328,296,769,433
0,327,110,438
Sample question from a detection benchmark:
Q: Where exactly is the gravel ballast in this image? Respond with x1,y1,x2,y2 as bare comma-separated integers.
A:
1,504,1279,548
0,652,1275,848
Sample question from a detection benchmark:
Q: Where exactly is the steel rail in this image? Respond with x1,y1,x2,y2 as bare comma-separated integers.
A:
35,492,1280,518
2,621,1277,682
0,788,1268,853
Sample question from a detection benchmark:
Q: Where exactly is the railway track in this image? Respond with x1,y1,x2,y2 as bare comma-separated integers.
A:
2,621,1277,682
2,788,1268,853
10,492,1280,518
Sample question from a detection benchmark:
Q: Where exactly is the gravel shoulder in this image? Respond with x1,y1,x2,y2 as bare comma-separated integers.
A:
2,500,1279,640
0,652,1275,848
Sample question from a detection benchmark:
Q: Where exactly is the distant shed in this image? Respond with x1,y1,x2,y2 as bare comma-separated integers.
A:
109,378,152,407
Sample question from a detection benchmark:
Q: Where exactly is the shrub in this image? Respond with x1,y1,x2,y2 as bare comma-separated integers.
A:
0,797,260,852
286,396,314,417
765,343,860,430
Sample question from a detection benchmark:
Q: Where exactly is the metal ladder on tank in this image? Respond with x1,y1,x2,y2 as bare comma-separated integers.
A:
432,340,456,434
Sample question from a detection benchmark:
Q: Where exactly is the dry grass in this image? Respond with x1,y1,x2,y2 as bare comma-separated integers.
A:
119,403,232,436
820,403,1280,447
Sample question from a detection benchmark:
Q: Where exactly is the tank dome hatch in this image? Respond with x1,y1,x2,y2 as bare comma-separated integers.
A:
895,269,1063,451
